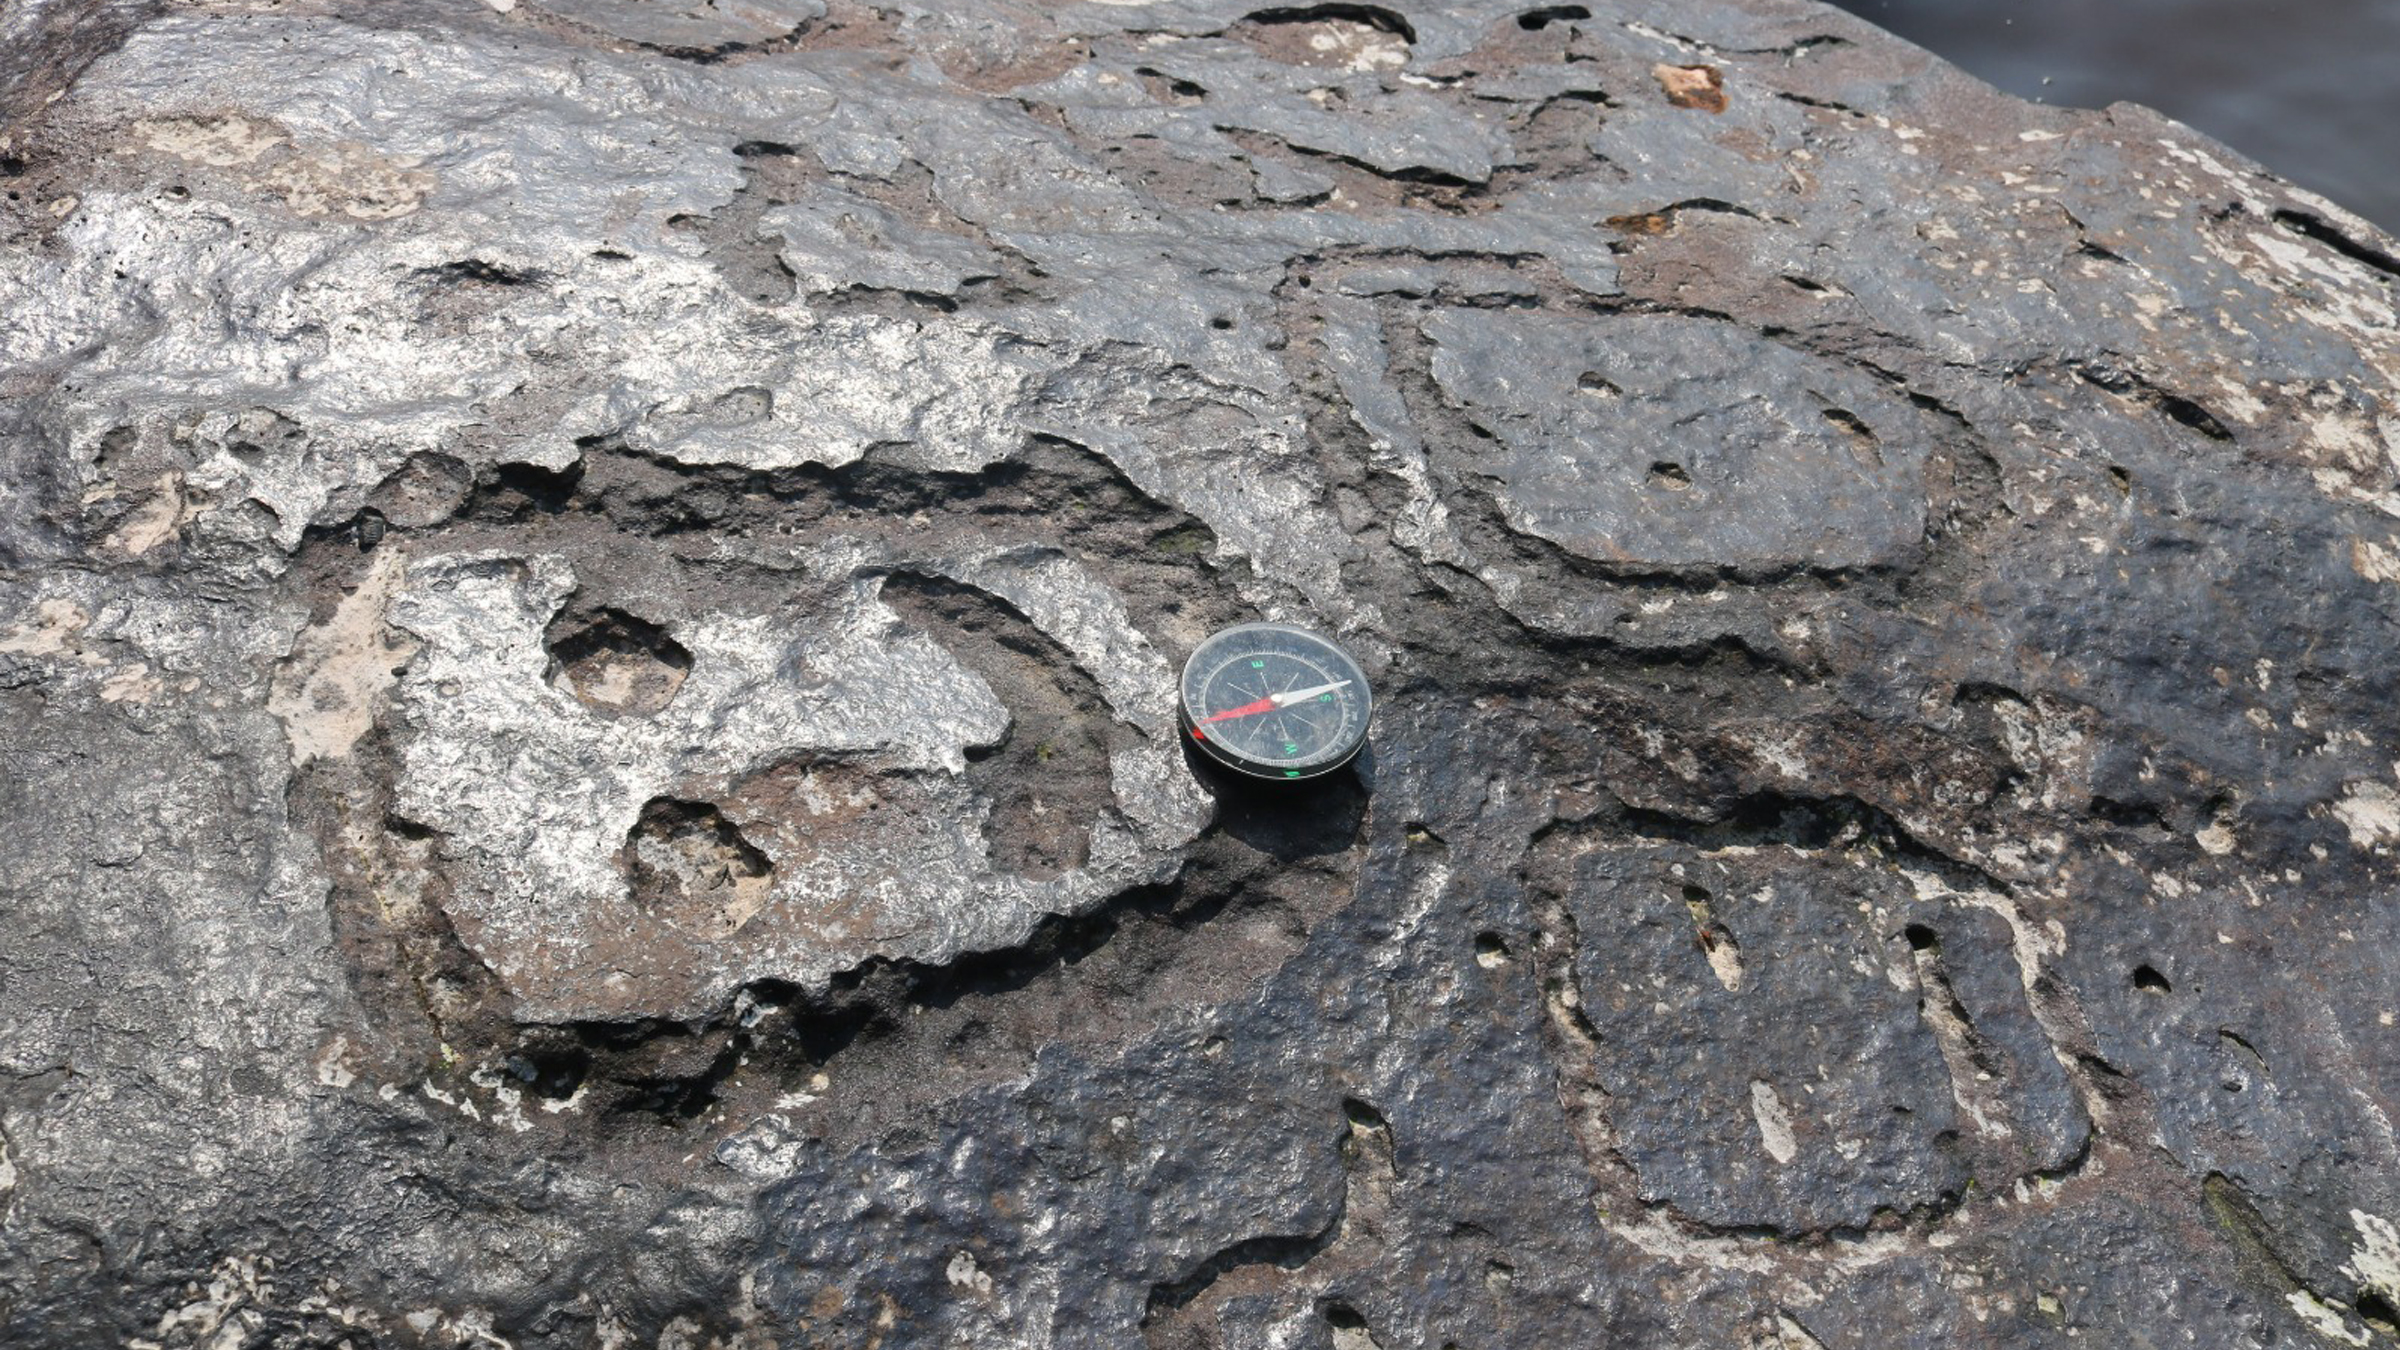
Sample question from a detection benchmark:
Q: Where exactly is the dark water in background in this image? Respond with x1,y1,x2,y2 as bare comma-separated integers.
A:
1826,0,2400,233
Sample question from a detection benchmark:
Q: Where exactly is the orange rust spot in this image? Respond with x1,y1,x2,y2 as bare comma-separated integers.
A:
1604,211,1673,235
1653,62,1727,113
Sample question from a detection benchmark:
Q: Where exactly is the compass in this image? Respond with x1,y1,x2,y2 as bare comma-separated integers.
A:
1178,623,1372,782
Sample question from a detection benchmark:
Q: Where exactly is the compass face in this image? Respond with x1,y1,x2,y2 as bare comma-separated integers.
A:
1178,623,1372,782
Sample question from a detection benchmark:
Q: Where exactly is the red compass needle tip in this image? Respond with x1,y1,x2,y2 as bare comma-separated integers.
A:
1199,696,1278,724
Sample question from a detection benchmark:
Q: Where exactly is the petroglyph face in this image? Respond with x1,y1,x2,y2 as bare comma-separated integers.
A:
372,539,1208,1021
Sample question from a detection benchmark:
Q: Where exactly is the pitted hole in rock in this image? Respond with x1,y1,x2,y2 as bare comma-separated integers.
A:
1485,1260,1515,1297
546,608,692,716
387,812,441,842
2218,1028,2266,1070
501,1043,592,1101
1244,3,1416,40
2070,363,2236,443
1322,1301,1384,1350
1474,931,1511,968
1900,921,2007,1100
2356,1290,2400,1339
410,259,543,331
722,385,773,423
1132,67,1209,105
1342,1096,1387,1125
1820,408,1882,465
472,457,584,521
2087,792,2175,843
414,257,540,288
94,424,138,473
602,1029,743,1124
2217,1029,2267,1093
1648,461,1693,490
1142,1223,1339,1327
622,798,773,939
786,972,884,1067
2131,963,2173,995
875,572,1112,881
1683,883,1743,991
1517,5,1590,30
1576,371,1621,399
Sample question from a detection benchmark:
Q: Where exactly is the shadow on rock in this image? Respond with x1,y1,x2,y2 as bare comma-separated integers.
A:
1186,739,1373,863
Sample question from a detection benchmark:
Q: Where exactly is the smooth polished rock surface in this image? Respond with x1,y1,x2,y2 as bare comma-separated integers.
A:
3,0,2400,1346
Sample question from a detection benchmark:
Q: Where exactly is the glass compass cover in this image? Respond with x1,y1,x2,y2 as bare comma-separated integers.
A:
1178,622,1371,781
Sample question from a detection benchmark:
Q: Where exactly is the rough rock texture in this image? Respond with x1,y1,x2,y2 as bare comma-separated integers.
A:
4,0,2400,1345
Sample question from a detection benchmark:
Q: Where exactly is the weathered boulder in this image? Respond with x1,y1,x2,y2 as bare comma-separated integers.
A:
3,0,2399,1345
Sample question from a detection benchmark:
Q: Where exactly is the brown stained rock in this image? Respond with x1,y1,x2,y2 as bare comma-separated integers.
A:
1233,7,1417,72
1653,61,1728,112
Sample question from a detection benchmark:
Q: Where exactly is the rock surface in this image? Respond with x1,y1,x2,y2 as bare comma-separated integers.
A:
4,0,2400,1346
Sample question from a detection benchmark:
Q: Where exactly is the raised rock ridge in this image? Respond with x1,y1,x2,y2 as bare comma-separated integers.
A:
3,0,2400,1346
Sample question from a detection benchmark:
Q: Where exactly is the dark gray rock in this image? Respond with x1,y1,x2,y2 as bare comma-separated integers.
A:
3,0,2399,1346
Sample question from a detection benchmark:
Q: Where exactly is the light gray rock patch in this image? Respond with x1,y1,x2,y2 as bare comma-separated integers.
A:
387,539,1204,1021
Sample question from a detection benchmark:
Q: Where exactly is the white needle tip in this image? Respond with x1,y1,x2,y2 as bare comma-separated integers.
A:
1271,679,1351,707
